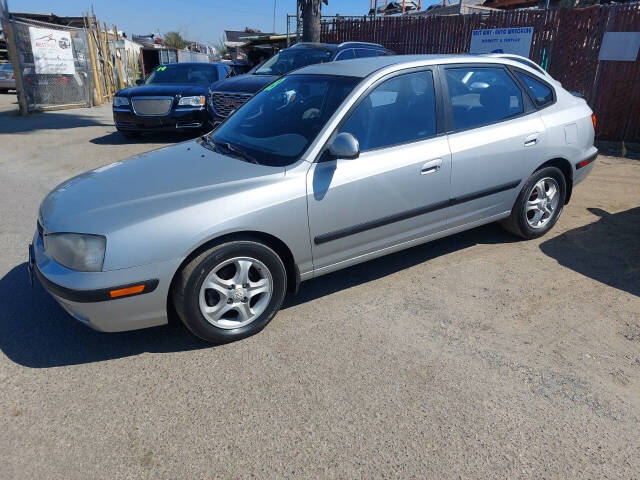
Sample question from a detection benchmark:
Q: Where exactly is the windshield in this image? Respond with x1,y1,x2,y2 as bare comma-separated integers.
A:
254,48,333,76
210,74,360,167
0,64,12,71
145,64,220,85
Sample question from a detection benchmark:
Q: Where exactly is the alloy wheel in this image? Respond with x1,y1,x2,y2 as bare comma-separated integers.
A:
198,256,273,329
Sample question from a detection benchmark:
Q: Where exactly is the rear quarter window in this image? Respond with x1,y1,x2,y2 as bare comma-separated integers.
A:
515,71,554,108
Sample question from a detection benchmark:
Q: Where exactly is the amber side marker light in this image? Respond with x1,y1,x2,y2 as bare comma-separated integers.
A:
591,113,597,130
110,284,146,298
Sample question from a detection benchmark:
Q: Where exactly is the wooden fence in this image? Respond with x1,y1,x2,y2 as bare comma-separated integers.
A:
321,3,640,143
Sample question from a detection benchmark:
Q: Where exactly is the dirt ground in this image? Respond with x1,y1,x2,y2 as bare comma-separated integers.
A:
1,94,639,479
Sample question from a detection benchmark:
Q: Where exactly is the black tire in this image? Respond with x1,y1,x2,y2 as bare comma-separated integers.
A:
502,166,567,239
172,241,287,343
0,88,9,94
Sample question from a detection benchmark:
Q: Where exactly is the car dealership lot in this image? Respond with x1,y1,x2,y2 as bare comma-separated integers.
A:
1,94,639,479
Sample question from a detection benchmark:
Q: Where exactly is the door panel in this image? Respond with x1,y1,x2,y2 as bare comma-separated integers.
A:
441,65,546,227
307,137,451,272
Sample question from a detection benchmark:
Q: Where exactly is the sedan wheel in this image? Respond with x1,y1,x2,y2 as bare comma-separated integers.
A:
502,166,566,239
199,256,273,329
526,177,560,229
173,241,287,343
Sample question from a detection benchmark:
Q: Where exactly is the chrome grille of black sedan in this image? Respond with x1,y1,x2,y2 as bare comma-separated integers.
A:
211,92,253,117
131,97,173,116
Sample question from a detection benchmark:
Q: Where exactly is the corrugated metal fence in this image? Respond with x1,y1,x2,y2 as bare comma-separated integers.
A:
321,4,640,142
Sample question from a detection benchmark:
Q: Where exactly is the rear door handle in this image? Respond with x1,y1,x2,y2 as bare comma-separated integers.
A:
421,158,443,175
524,134,539,147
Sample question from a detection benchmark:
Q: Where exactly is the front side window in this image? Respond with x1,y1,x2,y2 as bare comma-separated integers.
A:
339,71,437,152
211,74,360,167
254,48,333,76
445,67,523,131
145,64,220,85
515,71,554,108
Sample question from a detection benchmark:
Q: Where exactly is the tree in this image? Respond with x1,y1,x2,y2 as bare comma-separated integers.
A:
164,31,188,50
299,0,328,43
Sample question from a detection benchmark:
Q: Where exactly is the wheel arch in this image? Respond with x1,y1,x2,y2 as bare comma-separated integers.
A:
535,157,573,204
167,230,300,315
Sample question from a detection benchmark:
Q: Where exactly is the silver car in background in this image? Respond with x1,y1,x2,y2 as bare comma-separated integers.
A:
31,55,597,343
0,63,16,93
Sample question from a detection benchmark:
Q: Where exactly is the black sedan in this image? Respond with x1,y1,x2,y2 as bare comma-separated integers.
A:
113,62,230,138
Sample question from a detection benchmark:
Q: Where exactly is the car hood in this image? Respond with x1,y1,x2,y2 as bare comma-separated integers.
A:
116,84,210,97
40,140,285,236
210,74,277,94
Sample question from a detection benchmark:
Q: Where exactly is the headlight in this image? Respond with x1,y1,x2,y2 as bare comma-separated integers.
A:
43,233,106,272
113,96,129,107
178,95,205,107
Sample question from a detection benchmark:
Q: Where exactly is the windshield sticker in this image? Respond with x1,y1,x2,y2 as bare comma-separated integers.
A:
264,78,285,91
157,66,167,71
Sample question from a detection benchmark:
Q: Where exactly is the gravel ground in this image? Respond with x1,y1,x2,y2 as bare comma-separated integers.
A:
1,94,639,479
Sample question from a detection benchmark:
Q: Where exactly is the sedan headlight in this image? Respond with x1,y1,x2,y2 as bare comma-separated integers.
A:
178,95,205,107
113,96,129,107
43,233,106,272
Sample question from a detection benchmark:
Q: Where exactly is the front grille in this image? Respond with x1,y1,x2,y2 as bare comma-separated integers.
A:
211,92,252,117
131,97,173,116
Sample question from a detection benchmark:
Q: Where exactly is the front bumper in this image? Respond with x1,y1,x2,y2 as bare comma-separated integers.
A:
31,230,180,332
113,106,212,132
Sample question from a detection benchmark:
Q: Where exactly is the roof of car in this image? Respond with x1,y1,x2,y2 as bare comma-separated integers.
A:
293,54,525,78
291,41,386,52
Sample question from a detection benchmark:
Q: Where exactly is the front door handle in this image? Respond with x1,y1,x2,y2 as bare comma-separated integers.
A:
524,134,539,147
421,158,443,175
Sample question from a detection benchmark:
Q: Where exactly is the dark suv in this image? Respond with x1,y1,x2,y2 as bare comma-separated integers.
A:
209,42,393,123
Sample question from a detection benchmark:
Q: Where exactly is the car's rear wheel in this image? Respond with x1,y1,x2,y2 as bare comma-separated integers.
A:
172,241,287,343
502,166,566,239
0,88,9,94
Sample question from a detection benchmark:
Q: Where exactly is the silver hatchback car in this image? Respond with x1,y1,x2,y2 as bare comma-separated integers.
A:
31,55,597,343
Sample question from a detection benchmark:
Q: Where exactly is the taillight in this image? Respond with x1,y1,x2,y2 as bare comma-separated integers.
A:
591,113,597,130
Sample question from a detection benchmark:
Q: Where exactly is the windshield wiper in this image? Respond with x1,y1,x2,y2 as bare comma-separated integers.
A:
214,140,260,165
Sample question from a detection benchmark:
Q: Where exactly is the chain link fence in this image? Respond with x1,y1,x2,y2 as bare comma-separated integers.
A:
10,16,92,111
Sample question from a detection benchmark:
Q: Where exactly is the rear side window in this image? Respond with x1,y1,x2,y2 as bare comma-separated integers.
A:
515,71,554,108
339,71,437,151
355,49,378,58
335,49,355,61
444,67,523,131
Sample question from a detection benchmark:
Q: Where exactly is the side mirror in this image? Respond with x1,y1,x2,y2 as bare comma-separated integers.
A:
135,78,144,85
328,132,359,160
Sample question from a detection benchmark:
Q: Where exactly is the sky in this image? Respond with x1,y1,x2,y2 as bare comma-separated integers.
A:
6,0,438,46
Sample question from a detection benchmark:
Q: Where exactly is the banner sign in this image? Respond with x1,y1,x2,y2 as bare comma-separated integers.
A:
469,27,534,58
29,27,76,74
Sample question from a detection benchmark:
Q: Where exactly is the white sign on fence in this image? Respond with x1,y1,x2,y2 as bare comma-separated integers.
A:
598,32,640,61
29,26,76,75
469,27,534,58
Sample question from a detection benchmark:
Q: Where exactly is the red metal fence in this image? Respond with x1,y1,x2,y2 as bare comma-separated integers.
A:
321,4,640,142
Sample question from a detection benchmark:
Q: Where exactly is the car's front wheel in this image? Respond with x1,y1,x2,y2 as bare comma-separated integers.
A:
172,241,287,343
502,166,567,239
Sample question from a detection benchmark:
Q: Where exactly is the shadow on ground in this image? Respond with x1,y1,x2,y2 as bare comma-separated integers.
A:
540,207,640,297
0,109,111,134
0,263,210,369
90,131,196,146
1,223,516,369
